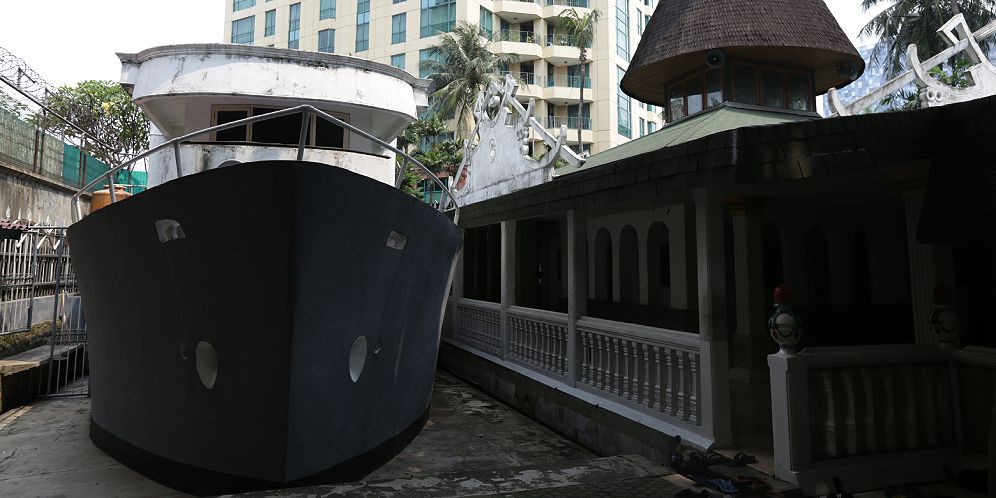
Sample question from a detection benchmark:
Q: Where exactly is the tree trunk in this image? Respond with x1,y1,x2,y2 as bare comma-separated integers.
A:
577,61,584,153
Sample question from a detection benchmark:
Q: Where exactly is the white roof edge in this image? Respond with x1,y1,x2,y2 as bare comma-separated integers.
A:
115,43,432,89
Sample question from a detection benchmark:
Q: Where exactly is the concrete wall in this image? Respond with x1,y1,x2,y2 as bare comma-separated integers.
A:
439,342,681,463
586,203,693,310
0,166,88,225
119,44,423,144
0,295,59,331
147,142,394,188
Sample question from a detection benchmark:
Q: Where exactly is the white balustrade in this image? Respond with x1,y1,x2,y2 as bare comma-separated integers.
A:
453,298,502,356
577,317,701,426
507,305,568,377
448,299,708,440
769,345,959,494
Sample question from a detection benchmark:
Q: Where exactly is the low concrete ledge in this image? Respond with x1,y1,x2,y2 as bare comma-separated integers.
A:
0,343,83,413
439,341,690,465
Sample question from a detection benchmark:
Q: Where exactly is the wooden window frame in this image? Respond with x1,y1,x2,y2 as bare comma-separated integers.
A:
210,105,350,149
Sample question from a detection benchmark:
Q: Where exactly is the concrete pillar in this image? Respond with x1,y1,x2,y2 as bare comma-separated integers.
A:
566,210,587,385
729,199,768,378
899,179,954,344
694,188,732,446
611,226,620,302
500,220,517,360
451,244,465,300
638,225,649,306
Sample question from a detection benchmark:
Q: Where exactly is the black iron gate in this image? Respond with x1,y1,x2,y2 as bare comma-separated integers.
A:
0,226,87,397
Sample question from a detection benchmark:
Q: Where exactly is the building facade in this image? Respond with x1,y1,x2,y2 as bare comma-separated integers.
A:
821,41,889,115
222,0,663,155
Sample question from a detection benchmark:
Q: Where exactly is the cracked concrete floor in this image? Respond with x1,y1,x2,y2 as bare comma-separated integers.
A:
0,399,184,497
0,370,660,497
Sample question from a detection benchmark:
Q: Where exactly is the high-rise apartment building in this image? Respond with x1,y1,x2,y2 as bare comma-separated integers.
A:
223,0,663,155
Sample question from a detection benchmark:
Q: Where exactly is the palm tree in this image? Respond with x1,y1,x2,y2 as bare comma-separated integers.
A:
860,0,996,77
419,22,518,138
555,8,601,152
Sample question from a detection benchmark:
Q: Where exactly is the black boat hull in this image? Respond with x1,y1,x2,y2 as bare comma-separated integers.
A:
67,161,462,495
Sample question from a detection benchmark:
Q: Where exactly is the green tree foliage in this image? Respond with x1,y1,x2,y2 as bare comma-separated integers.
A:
419,22,518,137
860,0,996,77
396,116,463,199
35,80,149,166
555,8,601,150
883,57,974,110
397,115,446,151
413,139,463,176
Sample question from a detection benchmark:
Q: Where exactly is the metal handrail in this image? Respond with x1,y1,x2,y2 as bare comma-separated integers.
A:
71,104,460,223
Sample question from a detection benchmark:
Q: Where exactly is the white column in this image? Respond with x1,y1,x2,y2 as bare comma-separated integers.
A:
729,199,767,379
500,220,517,360
638,226,649,305
694,188,732,446
901,189,954,344
566,210,587,385
768,351,808,485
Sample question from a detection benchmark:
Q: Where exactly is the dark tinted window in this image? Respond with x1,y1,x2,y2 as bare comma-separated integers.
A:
315,118,345,148
216,110,249,141
251,108,303,145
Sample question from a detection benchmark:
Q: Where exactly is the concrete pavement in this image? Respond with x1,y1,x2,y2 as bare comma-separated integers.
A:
0,370,682,497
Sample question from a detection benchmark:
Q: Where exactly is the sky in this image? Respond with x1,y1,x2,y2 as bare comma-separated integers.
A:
0,0,886,88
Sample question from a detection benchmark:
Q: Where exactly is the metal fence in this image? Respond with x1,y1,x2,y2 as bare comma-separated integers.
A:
0,227,87,397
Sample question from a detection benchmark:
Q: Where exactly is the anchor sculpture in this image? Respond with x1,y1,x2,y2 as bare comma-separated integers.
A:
829,14,996,116
450,74,584,206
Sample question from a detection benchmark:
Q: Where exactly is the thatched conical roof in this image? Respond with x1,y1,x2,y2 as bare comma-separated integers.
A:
622,0,864,106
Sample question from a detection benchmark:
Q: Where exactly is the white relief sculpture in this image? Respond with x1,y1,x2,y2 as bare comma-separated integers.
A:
451,75,584,206
828,14,996,116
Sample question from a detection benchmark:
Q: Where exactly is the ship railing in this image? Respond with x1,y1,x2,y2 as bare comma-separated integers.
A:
71,105,461,223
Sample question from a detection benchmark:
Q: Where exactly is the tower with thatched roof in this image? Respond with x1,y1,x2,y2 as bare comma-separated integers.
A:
621,0,864,123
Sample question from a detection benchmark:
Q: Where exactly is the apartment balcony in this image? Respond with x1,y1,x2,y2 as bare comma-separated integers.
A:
543,34,584,64
501,71,543,99
492,30,543,62
544,115,593,143
542,0,591,19
494,0,542,22
543,75,592,103
545,115,591,130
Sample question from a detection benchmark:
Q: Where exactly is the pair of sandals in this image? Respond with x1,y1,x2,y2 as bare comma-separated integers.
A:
734,475,770,493
727,452,758,467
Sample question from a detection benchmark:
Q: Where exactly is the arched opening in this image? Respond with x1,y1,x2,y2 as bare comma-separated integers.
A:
806,226,831,305
515,218,564,312
593,228,613,302
463,224,501,302
646,222,671,307
619,226,640,304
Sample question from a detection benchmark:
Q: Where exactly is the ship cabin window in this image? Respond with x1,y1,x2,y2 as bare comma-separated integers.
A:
211,106,349,149
663,61,813,122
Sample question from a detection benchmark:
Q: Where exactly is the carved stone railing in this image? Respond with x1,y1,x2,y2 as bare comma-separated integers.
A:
450,298,709,442
453,298,502,356
577,317,701,426
769,345,959,495
507,305,568,378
